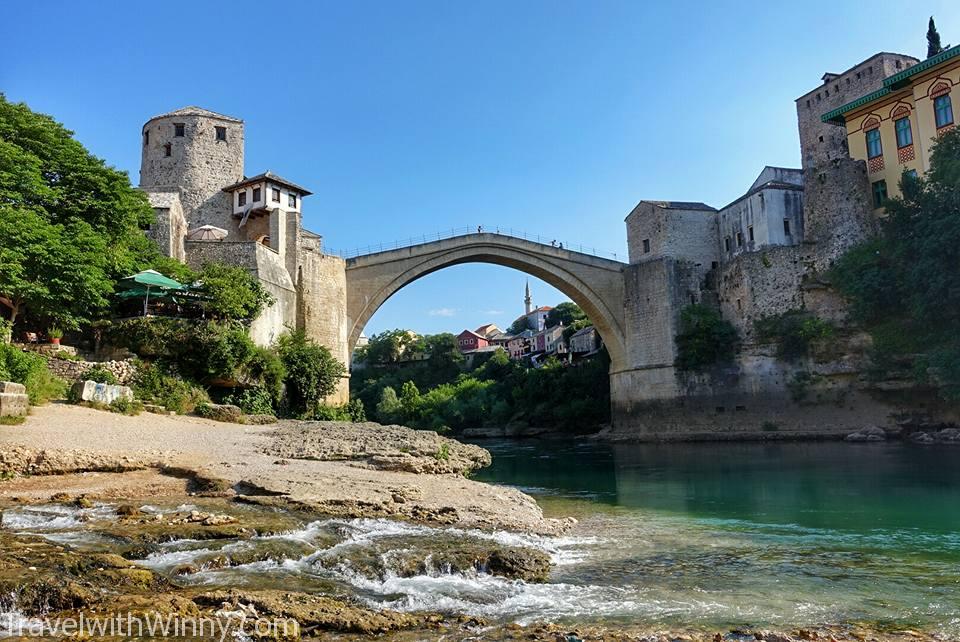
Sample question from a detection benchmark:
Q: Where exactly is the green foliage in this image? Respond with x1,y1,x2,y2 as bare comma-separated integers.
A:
108,396,142,416
80,364,119,385
754,310,834,360
546,302,586,328
194,263,273,321
507,318,530,335
0,416,25,426
132,362,209,414
355,329,417,364
0,343,66,404
434,443,450,461
674,305,738,370
223,386,276,416
0,95,166,331
353,337,611,434
311,399,367,422
831,128,960,399
276,329,346,417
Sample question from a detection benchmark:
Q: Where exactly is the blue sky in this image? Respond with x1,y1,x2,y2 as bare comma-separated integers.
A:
4,1,957,336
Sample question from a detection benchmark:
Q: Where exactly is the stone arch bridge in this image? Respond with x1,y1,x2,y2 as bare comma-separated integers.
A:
344,233,628,370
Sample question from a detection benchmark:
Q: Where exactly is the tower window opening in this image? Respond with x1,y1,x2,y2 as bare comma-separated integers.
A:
748,226,754,242
736,231,743,247
288,193,297,208
174,123,185,137
163,143,171,157
215,126,227,141
253,187,261,202
783,219,791,235
272,188,280,202
642,238,650,253
143,130,149,146
238,191,247,207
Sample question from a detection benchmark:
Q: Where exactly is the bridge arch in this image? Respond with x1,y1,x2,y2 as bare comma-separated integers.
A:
344,233,627,370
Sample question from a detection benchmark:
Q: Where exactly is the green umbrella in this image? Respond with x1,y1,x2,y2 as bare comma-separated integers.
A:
116,270,185,315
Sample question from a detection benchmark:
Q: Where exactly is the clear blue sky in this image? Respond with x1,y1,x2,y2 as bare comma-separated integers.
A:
4,1,957,336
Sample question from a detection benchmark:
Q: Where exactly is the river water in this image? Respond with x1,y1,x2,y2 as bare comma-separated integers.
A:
1,440,958,637
470,439,960,634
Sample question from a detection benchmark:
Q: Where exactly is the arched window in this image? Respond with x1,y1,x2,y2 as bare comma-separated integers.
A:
865,126,882,159
934,93,954,129
895,115,912,148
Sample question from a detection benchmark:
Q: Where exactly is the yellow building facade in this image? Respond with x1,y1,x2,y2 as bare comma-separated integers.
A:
823,45,959,210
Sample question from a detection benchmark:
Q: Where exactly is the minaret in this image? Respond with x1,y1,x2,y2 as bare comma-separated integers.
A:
524,280,533,315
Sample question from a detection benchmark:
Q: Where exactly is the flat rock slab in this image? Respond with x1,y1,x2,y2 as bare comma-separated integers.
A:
71,380,133,404
0,381,28,417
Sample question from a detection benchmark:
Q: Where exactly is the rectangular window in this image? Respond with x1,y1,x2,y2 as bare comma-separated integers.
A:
271,188,280,202
865,128,882,159
252,187,261,202
238,191,247,207
895,117,912,148
935,95,954,128
215,126,227,141
642,239,650,253
871,180,887,208
288,193,297,208
163,143,171,157
174,123,185,137
724,237,731,252
736,232,743,247
748,226,754,242
143,130,149,146
783,219,791,235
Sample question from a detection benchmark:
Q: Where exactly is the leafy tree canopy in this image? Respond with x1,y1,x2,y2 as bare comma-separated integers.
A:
832,129,960,398
546,301,587,328
355,329,417,364
194,262,273,321
277,329,346,416
0,95,167,330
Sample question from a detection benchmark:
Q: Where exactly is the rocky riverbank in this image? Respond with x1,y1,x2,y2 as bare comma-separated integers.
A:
0,404,570,534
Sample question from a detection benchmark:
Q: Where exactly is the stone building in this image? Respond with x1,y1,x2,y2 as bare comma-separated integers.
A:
796,52,918,169
138,106,350,403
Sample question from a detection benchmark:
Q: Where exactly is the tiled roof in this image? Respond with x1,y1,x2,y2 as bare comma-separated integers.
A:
223,171,313,196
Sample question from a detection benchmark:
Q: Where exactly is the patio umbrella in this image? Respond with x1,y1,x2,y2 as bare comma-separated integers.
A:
116,270,185,316
187,225,228,241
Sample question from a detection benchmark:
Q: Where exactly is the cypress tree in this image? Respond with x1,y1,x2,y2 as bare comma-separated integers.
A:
927,17,944,58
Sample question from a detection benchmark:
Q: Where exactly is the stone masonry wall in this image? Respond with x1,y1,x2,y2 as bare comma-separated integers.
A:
796,53,918,169
46,357,138,385
297,249,349,404
625,202,718,267
184,240,296,347
802,158,877,271
140,112,244,238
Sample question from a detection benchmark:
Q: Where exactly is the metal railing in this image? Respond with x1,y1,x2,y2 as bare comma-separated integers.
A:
323,226,624,261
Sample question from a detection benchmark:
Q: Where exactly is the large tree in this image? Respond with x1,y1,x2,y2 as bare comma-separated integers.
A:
0,95,164,330
546,301,587,328
832,129,960,399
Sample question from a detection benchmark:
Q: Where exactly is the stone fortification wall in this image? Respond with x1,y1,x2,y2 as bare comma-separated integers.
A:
297,249,350,404
717,245,807,341
802,158,877,271
185,241,296,347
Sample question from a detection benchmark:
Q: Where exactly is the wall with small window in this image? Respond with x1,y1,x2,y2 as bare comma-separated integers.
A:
625,201,718,267
717,182,804,261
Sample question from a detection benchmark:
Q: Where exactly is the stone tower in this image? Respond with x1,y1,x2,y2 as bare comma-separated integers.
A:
139,106,245,237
